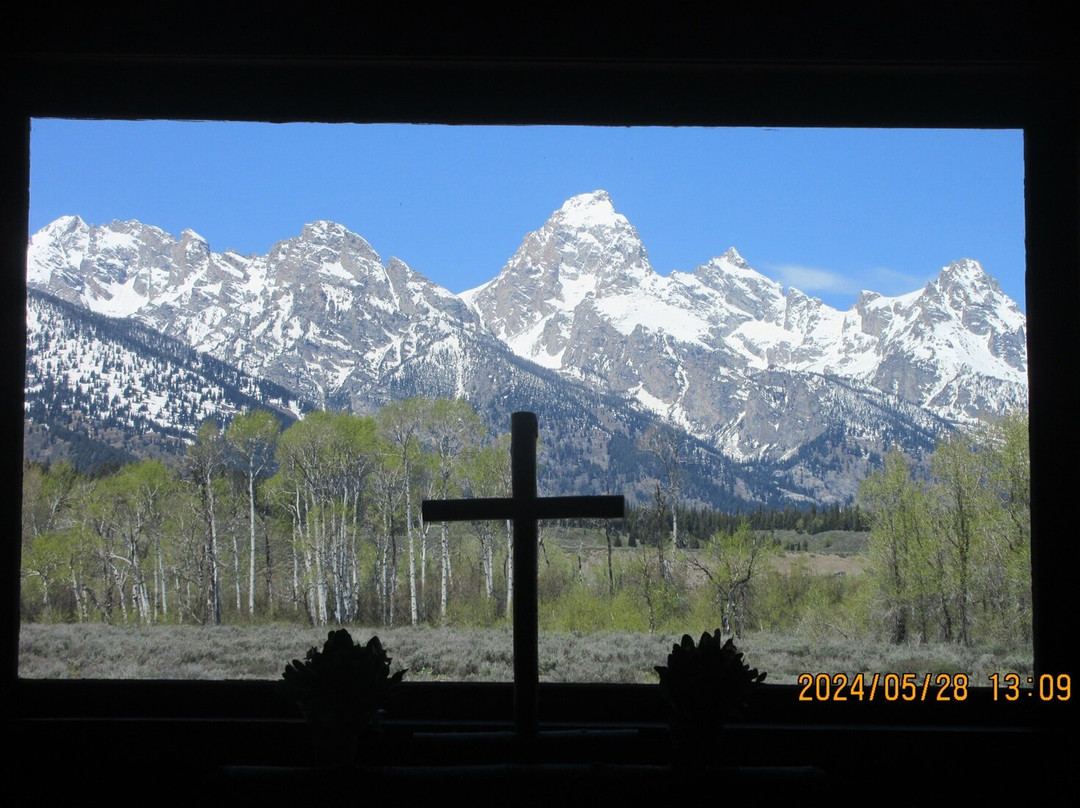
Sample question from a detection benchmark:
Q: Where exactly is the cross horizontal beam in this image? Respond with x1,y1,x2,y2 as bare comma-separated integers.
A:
422,495,624,524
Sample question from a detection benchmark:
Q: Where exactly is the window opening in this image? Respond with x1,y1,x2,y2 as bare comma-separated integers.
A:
20,122,1028,688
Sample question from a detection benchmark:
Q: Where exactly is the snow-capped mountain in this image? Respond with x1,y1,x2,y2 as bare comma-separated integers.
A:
27,216,487,413
25,194,1027,503
24,289,305,467
464,191,1026,463
24,216,750,504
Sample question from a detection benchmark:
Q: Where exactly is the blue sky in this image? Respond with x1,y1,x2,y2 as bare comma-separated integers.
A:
28,120,1026,311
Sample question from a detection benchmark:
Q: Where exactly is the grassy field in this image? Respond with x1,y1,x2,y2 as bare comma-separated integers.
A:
18,622,1031,685
544,526,869,575
20,529,1031,685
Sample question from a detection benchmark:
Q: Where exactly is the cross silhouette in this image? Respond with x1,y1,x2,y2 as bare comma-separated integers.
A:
422,411,625,738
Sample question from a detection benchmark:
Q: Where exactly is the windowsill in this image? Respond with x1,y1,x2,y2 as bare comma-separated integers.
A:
13,677,1069,727
13,689,1069,802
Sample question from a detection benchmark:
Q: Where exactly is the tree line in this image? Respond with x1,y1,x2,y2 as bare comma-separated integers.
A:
618,500,868,549
20,399,1031,650
859,411,1030,645
21,398,514,627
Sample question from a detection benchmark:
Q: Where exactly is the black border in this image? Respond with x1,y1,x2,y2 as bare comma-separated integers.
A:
4,3,1077,794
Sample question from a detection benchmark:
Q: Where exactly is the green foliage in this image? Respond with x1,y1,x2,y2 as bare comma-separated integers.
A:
445,592,507,628
751,561,871,642
622,500,868,547
20,526,88,621
539,588,649,633
537,542,576,602
795,571,869,642
860,449,933,642
860,412,1031,646
19,395,1031,675
622,542,688,632
755,563,814,632
226,409,280,469
695,520,775,637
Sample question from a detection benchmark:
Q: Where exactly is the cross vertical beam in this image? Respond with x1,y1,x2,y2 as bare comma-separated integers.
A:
511,411,539,738
421,411,625,743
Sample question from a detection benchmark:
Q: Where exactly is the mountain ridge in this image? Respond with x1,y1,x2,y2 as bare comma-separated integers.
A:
465,192,1025,453
25,191,1027,503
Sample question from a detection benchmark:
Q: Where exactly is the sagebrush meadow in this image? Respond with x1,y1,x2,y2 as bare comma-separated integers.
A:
18,623,1032,685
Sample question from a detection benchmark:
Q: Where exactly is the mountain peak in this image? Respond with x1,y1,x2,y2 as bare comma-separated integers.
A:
25,209,1030,507
296,220,381,264
931,257,1008,301
939,257,989,283
180,228,207,243
721,247,750,269
44,214,87,235
555,190,626,230
301,220,354,242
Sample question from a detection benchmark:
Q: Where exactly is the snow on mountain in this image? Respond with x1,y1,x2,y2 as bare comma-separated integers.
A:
462,190,656,364
25,194,1028,502
467,191,1027,453
24,289,305,468
27,216,488,413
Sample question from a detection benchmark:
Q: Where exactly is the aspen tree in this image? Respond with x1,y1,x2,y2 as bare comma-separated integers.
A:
226,409,280,617
378,398,430,626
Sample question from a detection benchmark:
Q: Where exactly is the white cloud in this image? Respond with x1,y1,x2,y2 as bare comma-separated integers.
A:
771,264,856,296
861,266,934,298
769,263,932,302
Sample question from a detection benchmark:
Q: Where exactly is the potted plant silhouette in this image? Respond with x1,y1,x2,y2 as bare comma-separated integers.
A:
282,629,406,767
655,630,766,767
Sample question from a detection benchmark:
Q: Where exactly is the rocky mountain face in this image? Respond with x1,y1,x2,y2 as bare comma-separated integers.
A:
28,217,487,413
465,191,1026,462
25,217,742,504
24,194,1027,504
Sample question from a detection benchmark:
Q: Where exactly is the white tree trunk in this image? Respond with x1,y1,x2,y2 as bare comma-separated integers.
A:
505,519,513,615
406,470,418,625
440,522,450,621
248,466,257,617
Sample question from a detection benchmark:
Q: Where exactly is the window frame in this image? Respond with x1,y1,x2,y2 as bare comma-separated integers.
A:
4,18,1076,743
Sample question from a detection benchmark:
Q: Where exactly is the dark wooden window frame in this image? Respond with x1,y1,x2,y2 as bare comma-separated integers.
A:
3,8,1076,788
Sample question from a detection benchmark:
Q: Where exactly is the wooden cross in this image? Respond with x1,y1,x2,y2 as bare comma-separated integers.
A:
422,411,625,738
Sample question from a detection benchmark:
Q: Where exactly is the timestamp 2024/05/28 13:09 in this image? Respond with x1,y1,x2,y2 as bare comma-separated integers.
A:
796,673,1072,702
